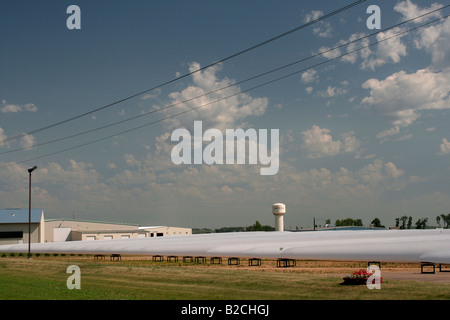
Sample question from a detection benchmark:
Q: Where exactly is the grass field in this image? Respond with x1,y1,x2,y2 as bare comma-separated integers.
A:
1,254,450,300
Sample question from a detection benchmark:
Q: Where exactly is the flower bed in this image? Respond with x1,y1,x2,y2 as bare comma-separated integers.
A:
342,269,382,285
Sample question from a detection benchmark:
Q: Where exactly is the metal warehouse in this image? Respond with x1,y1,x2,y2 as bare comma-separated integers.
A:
0,209,191,244
0,209,45,245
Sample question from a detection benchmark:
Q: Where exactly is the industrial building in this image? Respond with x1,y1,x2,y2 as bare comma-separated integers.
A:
0,209,45,245
45,219,192,241
0,208,191,244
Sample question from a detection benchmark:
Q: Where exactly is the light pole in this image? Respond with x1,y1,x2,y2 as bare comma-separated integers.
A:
27,165,37,259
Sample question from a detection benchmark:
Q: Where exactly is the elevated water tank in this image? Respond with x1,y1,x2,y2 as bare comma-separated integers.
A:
272,203,286,232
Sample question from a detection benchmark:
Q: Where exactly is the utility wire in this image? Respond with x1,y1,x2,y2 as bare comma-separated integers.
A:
1,4,448,156
1,13,448,170
0,0,368,145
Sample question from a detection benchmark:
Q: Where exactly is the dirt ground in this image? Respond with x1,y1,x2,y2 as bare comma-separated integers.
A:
378,270,450,283
115,256,450,283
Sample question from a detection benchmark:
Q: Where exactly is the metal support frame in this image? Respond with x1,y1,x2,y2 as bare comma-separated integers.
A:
210,257,222,264
439,264,450,272
276,258,296,268
228,257,240,265
421,262,435,274
249,258,262,266
110,254,121,261
195,256,206,263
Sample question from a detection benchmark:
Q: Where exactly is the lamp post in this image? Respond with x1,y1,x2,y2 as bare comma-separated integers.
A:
27,165,37,259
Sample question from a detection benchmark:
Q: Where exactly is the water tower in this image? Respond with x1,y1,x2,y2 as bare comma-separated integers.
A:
272,203,286,232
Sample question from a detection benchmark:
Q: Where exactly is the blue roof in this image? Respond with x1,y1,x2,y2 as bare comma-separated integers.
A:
0,209,44,224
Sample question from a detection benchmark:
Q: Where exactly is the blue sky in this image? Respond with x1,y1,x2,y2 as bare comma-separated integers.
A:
0,0,449,229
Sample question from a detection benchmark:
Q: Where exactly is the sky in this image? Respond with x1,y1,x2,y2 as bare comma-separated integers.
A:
0,0,449,229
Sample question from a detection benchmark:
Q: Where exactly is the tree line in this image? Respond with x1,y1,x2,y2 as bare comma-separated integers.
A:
193,220,275,234
332,213,450,229
193,213,450,234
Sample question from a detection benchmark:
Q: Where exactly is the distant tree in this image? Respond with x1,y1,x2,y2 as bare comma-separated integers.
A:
440,213,450,228
215,227,245,233
407,216,413,229
246,221,274,231
400,216,408,229
415,218,428,229
436,216,441,228
371,218,385,228
394,216,411,229
335,218,363,227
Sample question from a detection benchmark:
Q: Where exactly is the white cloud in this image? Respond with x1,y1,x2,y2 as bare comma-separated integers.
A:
358,159,404,188
301,125,360,159
1,100,37,113
362,68,450,128
20,134,36,149
162,62,268,131
361,28,408,70
316,28,406,70
340,33,371,65
106,162,117,169
317,86,348,98
376,126,400,143
141,88,162,100
316,45,342,60
303,10,323,23
303,10,332,38
394,0,443,24
359,0,447,71
439,138,450,155
301,69,318,83
124,154,141,167
414,16,450,70
0,127,7,147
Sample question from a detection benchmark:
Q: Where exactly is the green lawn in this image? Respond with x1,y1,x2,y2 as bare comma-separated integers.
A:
1,255,450,300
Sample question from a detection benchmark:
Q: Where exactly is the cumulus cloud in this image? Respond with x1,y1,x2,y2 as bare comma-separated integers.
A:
376,126,401,142
301,125,360,159
161,62,268,131
0,127,7,147
301,69,318,83
361,28,408,70
317,86,348,98
414,15,450,70
340,33,372,65
358,159,404,188
439,138,450,155
1,100,37,113
313,1,448,72
303,10,332,38
362,68,450,129
316,26,407,71
394,0,443,24
20,134,36,149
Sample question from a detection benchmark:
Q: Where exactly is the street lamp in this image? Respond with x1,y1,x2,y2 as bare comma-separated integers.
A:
27,165,37,259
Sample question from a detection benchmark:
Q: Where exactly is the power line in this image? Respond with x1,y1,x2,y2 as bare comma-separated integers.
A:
2,4,448,157
2,13,448,169
0,0,368,146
